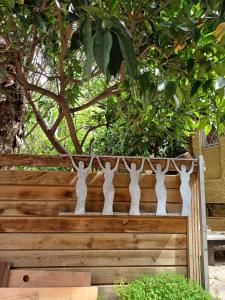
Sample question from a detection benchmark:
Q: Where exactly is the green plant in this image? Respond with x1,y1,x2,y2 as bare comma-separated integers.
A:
115,273,217,300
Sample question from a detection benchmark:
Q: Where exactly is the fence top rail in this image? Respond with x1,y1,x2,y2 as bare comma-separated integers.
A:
0,154,198,171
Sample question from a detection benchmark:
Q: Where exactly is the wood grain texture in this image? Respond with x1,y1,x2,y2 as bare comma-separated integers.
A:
0,216,187,233
0,201,182,216
207,217,225,231
11,267,188,285
0,261,10,287
0,287,98,300
0,185,182,203
0,233,187,250
0,171,181,188
0,249,187,268
7,270,91,287
0,153,197,171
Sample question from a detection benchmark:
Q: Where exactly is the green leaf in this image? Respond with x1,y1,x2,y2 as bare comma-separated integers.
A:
110,16,137,80
2,0,15,9
70,31,80,51
81,15,93,81
211,62,225,76
176,85,184,104
187,58,195,73
108,32,123,77
199,117,208,130
79,6,108,18
190,80,201,96
205,124,212,136
93,30,112,75
165,81,176,99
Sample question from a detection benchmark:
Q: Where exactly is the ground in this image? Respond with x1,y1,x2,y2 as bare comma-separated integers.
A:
210,264,225,300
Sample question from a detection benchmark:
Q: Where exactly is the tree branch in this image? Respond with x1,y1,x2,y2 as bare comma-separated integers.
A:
72,84,120,113
25,91,67,154
81,123,108,148
14,52,82,153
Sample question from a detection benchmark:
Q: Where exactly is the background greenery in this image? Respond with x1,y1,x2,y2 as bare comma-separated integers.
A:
1,0,225,156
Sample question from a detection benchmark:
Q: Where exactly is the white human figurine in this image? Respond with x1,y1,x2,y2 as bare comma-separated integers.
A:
97,157,120,215
69,155,94,215
123,158,145,215
172,160,194,216
148,159,170,216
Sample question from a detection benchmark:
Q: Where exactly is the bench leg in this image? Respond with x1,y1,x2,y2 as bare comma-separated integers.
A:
208,241,215,266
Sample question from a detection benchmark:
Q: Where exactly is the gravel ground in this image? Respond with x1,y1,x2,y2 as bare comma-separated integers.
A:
209,264,225,300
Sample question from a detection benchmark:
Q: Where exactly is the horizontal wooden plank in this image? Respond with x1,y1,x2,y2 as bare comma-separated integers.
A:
0,249,187,268
0,153,197,170
13,267,188,285
0,233,187,250
0,186,182,203
0,216,187,233
0,201,182,216
7,270,91,287
0,171,181,188
0,287,98,300
207,217,225,231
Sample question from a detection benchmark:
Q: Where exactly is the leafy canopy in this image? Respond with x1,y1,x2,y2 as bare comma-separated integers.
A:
1,0,225,156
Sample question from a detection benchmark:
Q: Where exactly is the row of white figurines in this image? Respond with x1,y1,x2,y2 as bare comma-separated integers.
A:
68,155,194,216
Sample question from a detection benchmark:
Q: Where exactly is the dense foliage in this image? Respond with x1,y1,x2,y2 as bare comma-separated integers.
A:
1,0,225,155
115,273,217,300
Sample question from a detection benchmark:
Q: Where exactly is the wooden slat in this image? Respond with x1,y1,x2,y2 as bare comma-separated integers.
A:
0,201,182,216
0,249,187,268
0,153,197,171
0,287,98,300
0,216,187,233
7,270,91,287
11,266,188,285
0,233,187,250
0,261,10,287
0,186,182,203
0,171,181,188
207,217,225,231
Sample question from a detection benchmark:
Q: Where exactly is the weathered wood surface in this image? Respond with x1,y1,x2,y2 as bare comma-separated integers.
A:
0,153,198,171
0,249,187,268
0,216,187,233
0,171,181,188
0,201,182,216
0,287,98,300
208,217,225,231
10,267,188,285
0,261,10,287
0,233,187,250
7,270,91,287
0,185,182,203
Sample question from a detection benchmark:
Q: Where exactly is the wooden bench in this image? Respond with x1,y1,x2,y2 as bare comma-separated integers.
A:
207,231,225,266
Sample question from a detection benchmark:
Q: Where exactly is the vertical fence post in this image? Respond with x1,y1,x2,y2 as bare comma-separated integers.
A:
198,155,209,291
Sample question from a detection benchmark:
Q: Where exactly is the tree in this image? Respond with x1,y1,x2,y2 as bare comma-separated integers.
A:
1,0,225,156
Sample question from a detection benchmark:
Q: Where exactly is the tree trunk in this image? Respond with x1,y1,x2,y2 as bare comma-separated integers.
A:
0,82,25,154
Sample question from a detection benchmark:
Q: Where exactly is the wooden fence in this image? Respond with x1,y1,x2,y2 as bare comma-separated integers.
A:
0,154,208,298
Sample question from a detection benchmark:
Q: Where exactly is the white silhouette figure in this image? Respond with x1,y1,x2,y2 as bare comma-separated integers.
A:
173,160,194,216
148,159,170,216
69,155,94,215
97,157,120,215
123,158,145,215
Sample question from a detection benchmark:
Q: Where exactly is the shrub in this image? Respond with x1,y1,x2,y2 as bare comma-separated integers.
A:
115,273,217,300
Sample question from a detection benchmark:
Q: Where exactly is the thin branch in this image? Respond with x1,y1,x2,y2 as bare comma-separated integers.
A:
154,0,172,15
25,91,67,154
49,107,63,134
72,85,120,113
81,123,108,148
